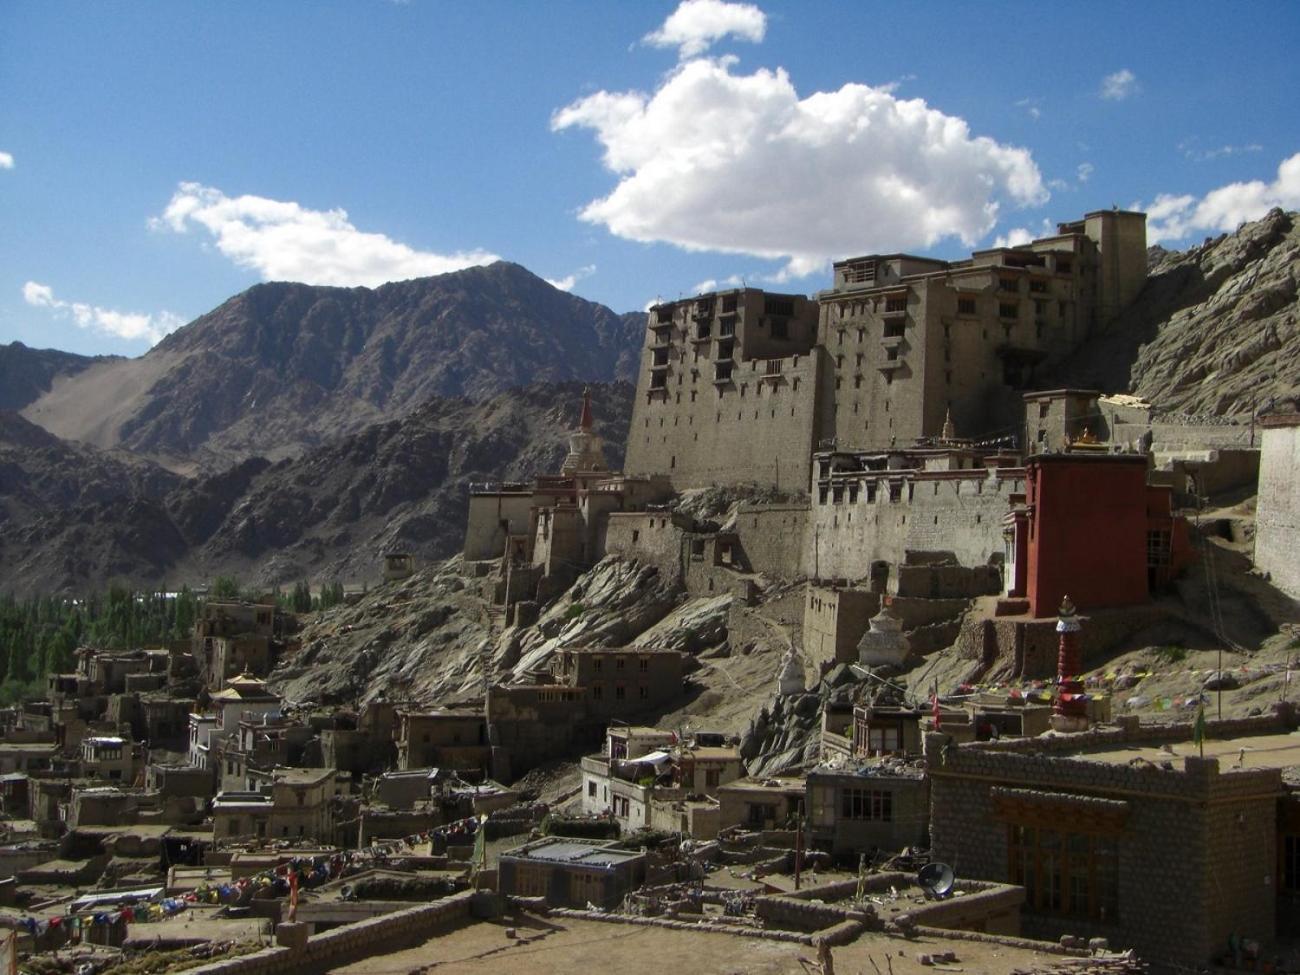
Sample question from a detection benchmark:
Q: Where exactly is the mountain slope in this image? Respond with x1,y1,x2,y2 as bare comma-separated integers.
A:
173,380,634,588
21,263,645,470
0,342,116,412
0,381,633,596
1051,208,1300,415
0,412,188,594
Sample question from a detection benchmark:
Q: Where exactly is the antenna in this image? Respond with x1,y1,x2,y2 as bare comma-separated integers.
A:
918,862,955,899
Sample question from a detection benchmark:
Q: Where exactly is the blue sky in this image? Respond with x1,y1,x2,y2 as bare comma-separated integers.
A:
2,0,1298,356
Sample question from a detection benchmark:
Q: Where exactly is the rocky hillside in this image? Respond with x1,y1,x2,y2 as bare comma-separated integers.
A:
1053,208,1300,416
0,381,633,597
20,263,645,470
178,380,633,589
0,342,115,412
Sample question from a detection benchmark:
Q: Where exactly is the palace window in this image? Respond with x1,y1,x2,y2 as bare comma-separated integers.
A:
957,297,977,315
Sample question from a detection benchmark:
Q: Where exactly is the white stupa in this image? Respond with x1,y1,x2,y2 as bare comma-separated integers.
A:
776,648,805,696
856,602,911,668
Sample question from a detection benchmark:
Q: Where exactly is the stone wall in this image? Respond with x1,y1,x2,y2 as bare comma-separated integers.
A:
184,891,477,975
1256,418,1300,600
803,587,879,672
952,604,1174,679
605,512,687,583
734,504,810,579
464,493,535,561
806,472,1020,582
625,349,831,493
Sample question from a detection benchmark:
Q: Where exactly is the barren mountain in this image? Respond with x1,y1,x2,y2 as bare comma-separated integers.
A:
1053,208,1300,415
0,412,188,594
21,263,644,471
0,382,632,597
176,380,633,589
0,342,115,412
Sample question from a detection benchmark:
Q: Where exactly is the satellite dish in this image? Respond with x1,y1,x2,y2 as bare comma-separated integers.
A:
918,862,955,898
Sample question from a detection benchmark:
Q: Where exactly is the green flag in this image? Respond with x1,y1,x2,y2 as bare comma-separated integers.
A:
1193,702,1207,756
470,814,488,890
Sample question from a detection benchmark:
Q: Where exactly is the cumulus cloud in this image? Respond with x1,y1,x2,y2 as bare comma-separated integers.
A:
1076,162,1094,183
553,57,1047,279
692,274,746,294
152,182,498,287
1144,151,1300,242
993,228,1035,248
23,281,184,344
0,151,13,170
1100,69,1137,101
644,0,766,58
545,264,597,292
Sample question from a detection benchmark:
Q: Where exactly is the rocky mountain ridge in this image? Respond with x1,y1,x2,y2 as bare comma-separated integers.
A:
20,263,645,471
0,342,116,412
0,381,632,596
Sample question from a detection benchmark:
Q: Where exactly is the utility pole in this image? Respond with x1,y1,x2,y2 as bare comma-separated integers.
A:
794,800,805,890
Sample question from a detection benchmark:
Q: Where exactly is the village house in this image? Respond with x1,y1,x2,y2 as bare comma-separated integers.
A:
187,674,281,773
191,601,282,687
79,735,144,783
580,727,742,837
497,836,646,909
395,708,490,776
926,706,1300,968
806,760,929,856
211,766,337,844
217,712,316,792
549,647,684,718
716,776,807,831
484,683,597,782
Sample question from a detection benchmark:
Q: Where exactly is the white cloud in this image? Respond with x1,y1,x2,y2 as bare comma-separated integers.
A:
1100,69,1137,101
554,57,1047,279
23,281,184,344
1144,151,1300,242
644,0,766,58
0,151,13,170
1179,139,1264,162
545,264,597,292
1014,97,1042,121
692,274,745,294
993,228,1034,248
152,182,498,287
1076,162,1094,183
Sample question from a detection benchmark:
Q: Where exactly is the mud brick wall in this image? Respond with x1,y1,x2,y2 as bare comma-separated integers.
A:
185,890,476,975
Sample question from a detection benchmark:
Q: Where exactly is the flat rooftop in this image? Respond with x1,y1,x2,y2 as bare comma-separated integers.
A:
1077,729,1300,771
685,747,741,761
501,838,642,867
718,776,806,794
324,913,1075,975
